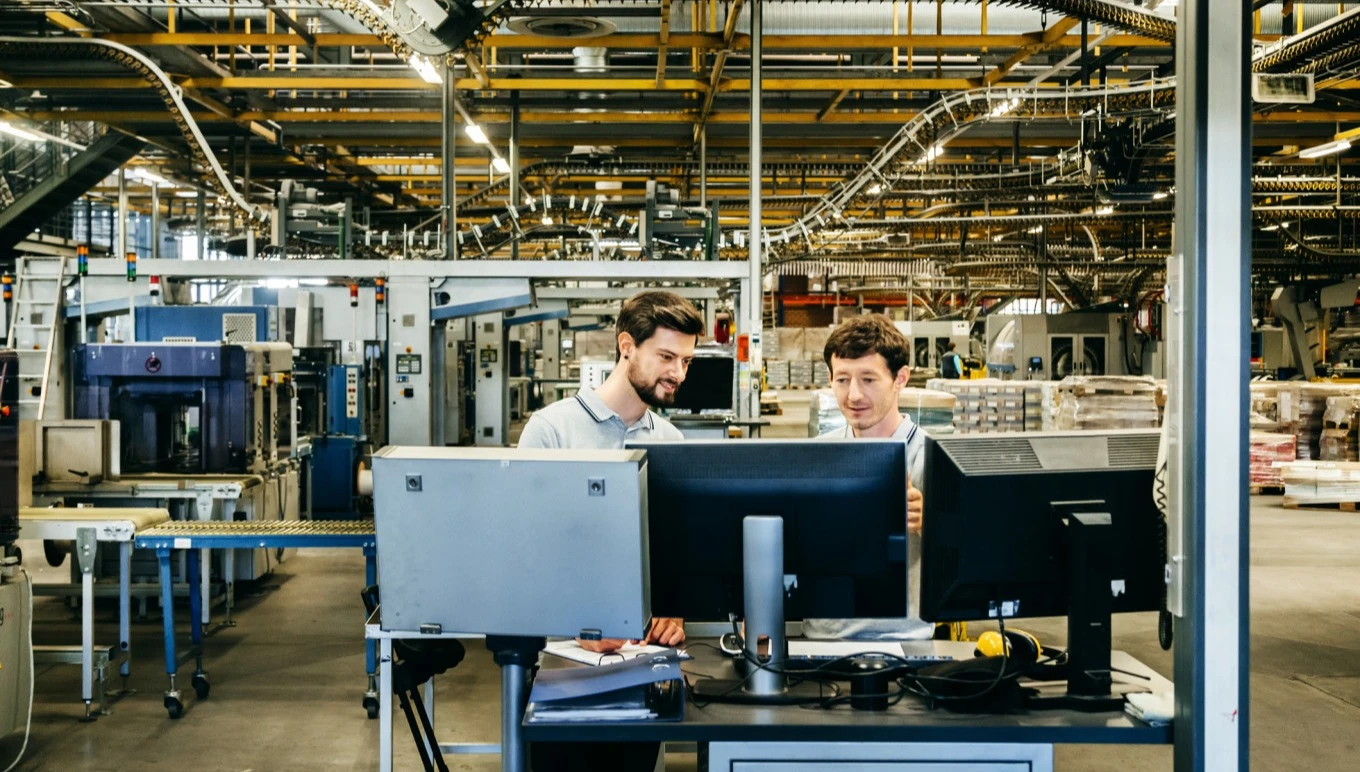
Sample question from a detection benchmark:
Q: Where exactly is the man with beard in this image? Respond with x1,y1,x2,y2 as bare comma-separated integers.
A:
518,291,702,772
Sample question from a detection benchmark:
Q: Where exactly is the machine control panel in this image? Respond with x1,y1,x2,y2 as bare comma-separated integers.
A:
345,367,360,419
395,354,422,375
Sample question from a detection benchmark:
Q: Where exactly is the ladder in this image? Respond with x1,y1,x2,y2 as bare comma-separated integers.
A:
762,291,779,330
6,256,66,420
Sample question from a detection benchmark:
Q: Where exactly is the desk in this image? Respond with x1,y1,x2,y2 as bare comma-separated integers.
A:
135,520,376,719
524,644,1171,772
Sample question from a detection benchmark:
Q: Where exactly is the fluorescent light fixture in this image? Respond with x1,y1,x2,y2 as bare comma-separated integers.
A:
867,183,882,195
408,54,442,85
1152,191,1169,200
1027,226,1044,234
1261,224,1280,232
1095,206,1115,215
541,215,553,226
1299,139,1351,159
491,156,510,174
465,123,489,145
174,190,198,198
0,122,41,142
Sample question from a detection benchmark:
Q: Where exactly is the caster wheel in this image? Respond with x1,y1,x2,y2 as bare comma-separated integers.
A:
164,696,184,719
192,674,210,700
363,696,380,720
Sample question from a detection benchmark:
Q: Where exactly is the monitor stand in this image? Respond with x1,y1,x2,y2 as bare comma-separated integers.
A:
691,515,825,705
1027,504,1127,713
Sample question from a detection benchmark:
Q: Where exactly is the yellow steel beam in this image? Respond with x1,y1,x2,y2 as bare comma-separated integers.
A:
94,31,1182,50
980,18,1082,87
464,50,491,90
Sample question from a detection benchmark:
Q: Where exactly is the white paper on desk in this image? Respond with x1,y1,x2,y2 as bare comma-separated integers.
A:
542,639,671,666
787,641,907,659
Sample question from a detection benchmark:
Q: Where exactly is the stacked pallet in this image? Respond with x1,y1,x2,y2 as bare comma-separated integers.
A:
813,361,831,387
1320,396,1360,462
788,360,815,389
766,360,790,390
927,378,1051,434
1055,376,1161,431
1249,433,1296,493
1279,460,1360,510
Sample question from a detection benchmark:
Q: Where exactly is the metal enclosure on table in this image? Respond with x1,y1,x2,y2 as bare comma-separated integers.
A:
371,447,650,639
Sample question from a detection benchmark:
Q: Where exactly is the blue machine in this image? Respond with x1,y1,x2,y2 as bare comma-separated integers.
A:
134,305,277,343
311,363,367,519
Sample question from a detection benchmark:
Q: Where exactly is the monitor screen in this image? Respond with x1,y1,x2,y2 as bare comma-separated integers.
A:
672,356,735,413
631,439,908,622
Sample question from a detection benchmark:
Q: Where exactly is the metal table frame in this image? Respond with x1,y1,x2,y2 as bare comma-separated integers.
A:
16,515,154,720
135,521,377,719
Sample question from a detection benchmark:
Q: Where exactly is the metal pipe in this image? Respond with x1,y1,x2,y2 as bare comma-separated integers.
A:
700,125,708,208
116,168,128,259
196,189,206,260
442,71,457,259
151,183,160,260
510,90,520,260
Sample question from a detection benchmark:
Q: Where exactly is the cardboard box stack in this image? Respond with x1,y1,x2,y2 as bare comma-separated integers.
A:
1279,460,1360,508
927,378,1051,434
766,360,790,390
1320,396,1360,462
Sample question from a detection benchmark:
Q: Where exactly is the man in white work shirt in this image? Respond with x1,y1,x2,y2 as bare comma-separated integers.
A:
521,292,704,772
803,313,934,641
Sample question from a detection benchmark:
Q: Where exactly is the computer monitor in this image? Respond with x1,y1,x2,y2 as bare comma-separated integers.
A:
632,439,908,703
671,356,735,413
919,429,1164,711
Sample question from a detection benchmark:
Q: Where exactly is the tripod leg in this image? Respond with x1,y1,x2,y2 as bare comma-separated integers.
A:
409,687,450,772
397,688,434,772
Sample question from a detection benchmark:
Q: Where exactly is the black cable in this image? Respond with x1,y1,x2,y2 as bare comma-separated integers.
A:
1157,514,1174,651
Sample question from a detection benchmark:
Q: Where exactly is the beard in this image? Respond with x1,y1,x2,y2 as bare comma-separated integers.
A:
630,370,680,408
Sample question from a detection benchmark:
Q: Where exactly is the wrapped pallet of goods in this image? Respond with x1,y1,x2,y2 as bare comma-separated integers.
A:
926,378,1051,434
1279,460,1360,510
789,359,814,389
1055,375,1162,431
1319,396,1359,462
766,360,790,390
1249,432,1296,493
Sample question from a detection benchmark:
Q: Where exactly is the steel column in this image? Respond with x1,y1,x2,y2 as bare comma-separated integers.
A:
116,169,127,258
150,183,160,260
1169,0,1250,770
510,91,520,260
742,0,763,422
442,72,458,259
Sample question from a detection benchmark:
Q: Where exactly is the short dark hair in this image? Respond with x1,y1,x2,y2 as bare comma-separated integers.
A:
947,341,957,351
616,291,705,361
823,314,911,375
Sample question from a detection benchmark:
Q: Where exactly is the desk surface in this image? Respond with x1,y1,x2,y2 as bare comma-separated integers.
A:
35,473,264,496
522,643,1172,746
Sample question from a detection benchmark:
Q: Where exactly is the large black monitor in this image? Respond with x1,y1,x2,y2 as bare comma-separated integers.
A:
632,439,907,622
920,429,1164,710
671,356,735,413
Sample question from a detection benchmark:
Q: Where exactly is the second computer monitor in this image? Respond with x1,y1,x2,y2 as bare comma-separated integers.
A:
631,439,908,622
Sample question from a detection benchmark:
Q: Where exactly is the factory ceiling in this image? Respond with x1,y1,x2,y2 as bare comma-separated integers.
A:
1,1,1358,297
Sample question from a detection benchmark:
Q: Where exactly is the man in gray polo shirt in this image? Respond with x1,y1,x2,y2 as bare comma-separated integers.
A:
521,290,704,772
803,314,934,641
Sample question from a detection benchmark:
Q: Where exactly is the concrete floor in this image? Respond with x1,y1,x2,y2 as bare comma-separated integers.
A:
2,392,1358,770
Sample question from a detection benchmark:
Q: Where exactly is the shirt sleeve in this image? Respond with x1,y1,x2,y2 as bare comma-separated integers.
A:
906,427,927,493
516,414,560,448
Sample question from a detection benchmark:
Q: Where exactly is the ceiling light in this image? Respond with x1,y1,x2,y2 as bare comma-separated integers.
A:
1261,224,1280,232
1152,191,1169,200
408,54,442,85
1027,226,1044,234
1299,139,1351,159
989,97,1021,118
867,183,882,195
0,122,40,142
1095,206,1115,215
465,124,489,145
491,156,511,174
541,214,553,226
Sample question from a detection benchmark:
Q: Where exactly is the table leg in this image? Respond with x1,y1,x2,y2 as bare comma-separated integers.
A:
363,546,378,719
119,541,131,687
188,548,209,702
157,546,183,719
423,679,436,761
379,636,393,772
77,528,95,722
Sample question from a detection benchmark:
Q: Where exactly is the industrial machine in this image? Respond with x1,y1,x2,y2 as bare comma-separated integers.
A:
72,343,294,475
310,363,368,518
134,305,279,344
894,320,971,371
69,343,298,581
1,348,33,745
639,181,717,260
984,311,1156,380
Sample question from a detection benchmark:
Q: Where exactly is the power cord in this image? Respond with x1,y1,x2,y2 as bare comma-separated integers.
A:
2,567,34,772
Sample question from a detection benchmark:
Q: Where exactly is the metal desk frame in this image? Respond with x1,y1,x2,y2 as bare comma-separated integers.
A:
135,521,377,719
